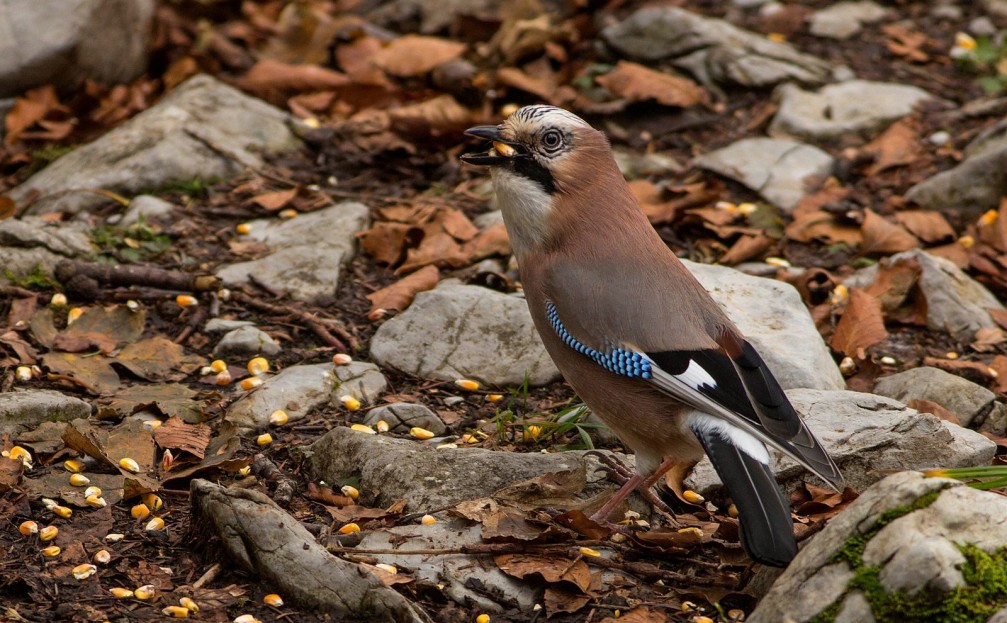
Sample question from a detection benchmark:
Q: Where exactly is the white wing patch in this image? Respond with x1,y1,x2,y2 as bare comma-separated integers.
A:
687,413,770,464
675,359,717,391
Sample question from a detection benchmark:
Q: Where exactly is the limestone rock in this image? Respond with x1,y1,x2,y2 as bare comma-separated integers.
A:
363,403,446,436
330,361,388,405
0,216,94,285
807,1,889,39
873,366,1002,429
225,363,334,429
115,195,177,227
212,326,281,359
0,390,92,437
905,137,1007,221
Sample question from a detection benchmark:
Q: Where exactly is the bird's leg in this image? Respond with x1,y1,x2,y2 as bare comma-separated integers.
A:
589,472,646,524
586,450,636,482
589,455,681,526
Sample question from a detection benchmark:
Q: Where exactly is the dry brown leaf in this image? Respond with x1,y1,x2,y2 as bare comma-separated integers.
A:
237,59,350,96
989,355,1007,394
893,210,955,244
544,584,592,616
388,95,474,137
927,241,971,268
785,211,862,245
439,208,479,242
4,85,64,145
596,61,708,108
973,327,1007,352
599,606,668,623
373,35,466,77
495,554,592,592
154,417,212,459
860,209,920,255
462,223,511,261
115,337,206,382
358,222,421,266
829,288,888,357
905,399,960,425
496,66,557,102
883,23,930,62
397,231,469,273
0,195,15,220
863,118,922,176
0,456,23,493
366,265,439,315
720,234,774,265
250,188,298,211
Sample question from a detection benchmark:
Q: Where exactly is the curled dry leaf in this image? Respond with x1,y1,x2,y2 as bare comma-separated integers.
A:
358,222,422,266
829,288,888,358
862,118,922,176
236,59,350,97
859,209,919,255
893,210,955,244
250,188,298,211
366,265,440,315
599,606,668,623
496,66,557,102
905,399,960,425
388,95,474,137
373,35,466,77
595,61,709,108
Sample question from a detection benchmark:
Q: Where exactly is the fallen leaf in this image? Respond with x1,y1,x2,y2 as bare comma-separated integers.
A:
388,95,475,137
596,61,709,108
860,209,919,255
989,355,1007,394
905,399,960,425
0,457,23,492
56,305,146,351
544,584,592,615
114,337,206,382
829,288,888,357
250,188,298,211
358,222,422,266
599,606,668,623
495,554,592,592
154,417,212,459
397,231,468,274
496,66,557,102
863,118,922,176
883,23,930,62
53,331,118,354
99,383,207,423
43,351,120,394
373,35,466,77
973,327,1007,352
439,208,479,242
237,59,350,97
461,223,511,261
4,85,65,145
893,210,955,244
0,195,15,220
366,265,439,315
720,234,774,265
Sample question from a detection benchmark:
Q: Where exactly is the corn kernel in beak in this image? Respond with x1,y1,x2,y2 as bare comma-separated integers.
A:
375,420,390,433
176,294,198,308
247,357,269,376
53,505,72,519
19,520,38,536
263,593,284,607
340,395,361,411
420,514,437,525
682,490,705,504
93,549,111,564
39,525,58,541
146,516,166,532
410,427,434,440
109,587,134,599
338,522,361,534
180,597,199,612
69,474,90,487
50,293,67,306
131,504,151,520
579,547,601,557
64,459,86,473
340,485,360,499
118,457,140,473
135,584,156,600
72,563,97,580
454,378,480,391
492,141,517,157
162,606,190,618
332,353,353,365
256,433,273,446
269,410,288,426
240,377,264,390
142,493,163,512
41,545,61,557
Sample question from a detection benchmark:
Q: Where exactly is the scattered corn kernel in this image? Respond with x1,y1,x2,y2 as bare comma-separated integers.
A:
420,514,437,525
955,32,978,51
350,423,375,434
105,533,125,542
118,458,140,473
990,367,1000,378
263,593,284,607
15,365,32,382
64,459,86,473
215,369,232,386
84,486,101,498
980,210,999,227
678,526,704,539
579,547,601,557
50,293,67,306
85,495,107,508
332,353,353,365
727,504,739,518
269,410,288,426
341,485,360,499
460,434,479,444
236,223,252,235
524,425,542,441
247,357,269,376
72,563,97,580
410,427,434,440
93,549,111,564
623,509,641,521
728,608,746,621
67,307,83,324
8,446,32,467
162,449,175,471
135,584,156,600
880,355,897,366
454,379,481,391
737,202,758,215
715,200,737,213
256,433,273,446
375,563,398,574
142,493,163,512
959,235,975,249
126,299,140,312
694,617,715,623
682,490,705,504
610,532,627,543
839,356,856,376
486,394,503,402
436,442,458,449
829,284,849,305
210,359,228,373
40,526,59,542
234,615,261,623
946,351,959,360
175,294,198,308
143,419,162,431
240,377,264,390
340,395,361,411
681,601,698,612
238,465,252,477
110,587,134,599
375,420,390,433
476,615,491,623
278,208,298,219
180,597,199,612
19,521,38,536
162,606,190,618
41,545,61,557
131,504,151,520
338,522,361,534
52,506,72,519
765,256,791,268
41,498,58,511
767,32,786,42
69,474,90,487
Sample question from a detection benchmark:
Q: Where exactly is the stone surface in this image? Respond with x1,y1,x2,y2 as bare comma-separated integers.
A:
0,216,94,285
215,202,370,302
687,389,997,495
203,318,255,334
905,138,1007,221
370,282,560,387
115,195,177,227
0,390,92,437
750,472,1007,622
808,1,889,39
613,149,683,179
694,138,835,211
363,403,446,436
330,361,388,405
0,0,154,98
769,81,931,141
211,326,281,359
684,260,845,391
11,75,301,216
873,366,1001,429
225,363,334,429
602,6,844,87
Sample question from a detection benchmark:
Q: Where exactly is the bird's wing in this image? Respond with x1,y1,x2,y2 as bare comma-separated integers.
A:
545,257,843,490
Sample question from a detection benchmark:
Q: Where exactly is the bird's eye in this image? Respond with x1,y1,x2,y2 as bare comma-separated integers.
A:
541,130,563,152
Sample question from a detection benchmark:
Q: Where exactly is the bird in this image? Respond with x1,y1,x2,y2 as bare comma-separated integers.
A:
460,105,843,567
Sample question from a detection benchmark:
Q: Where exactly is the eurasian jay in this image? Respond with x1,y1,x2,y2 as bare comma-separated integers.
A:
461,105,843,567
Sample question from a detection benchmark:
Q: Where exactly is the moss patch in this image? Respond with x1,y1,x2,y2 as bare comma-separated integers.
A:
3,264,59,290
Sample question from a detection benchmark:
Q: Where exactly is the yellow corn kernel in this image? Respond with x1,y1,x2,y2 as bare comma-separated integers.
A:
64,459,86,473
524,425,542,441
579,547,601,557
162,606,190,618
118,458,140,473
109,587,134,599
41,498,58,511
278,208,298,220
420,514,437,525
767,32,786,42
476,615,491,623
332,353,353,365
238,466,252,477
247,357,269,376
93,549,111,564
134,584,156,600
210,359,228,373
728,609,746,621
19,521,38,536
492,141,517,157
105,533,125,542
263,593,284,607
338,522,361,534
765,256,791,268
681,601,698,612
375,419,390,433
126,299,140,312
350,423,375,434
728,504,739,518
454,379,481,391
180,597,199,612
694,617,715,623
269,410,288,426
234,615,262,623
839,356,856,376
131,504,151,520
829,284,849,305
946,351,959,360
67,307,83,324
980,209,999,227
8,446,32,467
142,493,163,512
737,202,758,215
715,200,737,213
340,395,361,411
72,563,97,580
236,223,252,235
41,545,61,557
52,506,72,519
375,563,397,574
682,490,705,504
50,293,67,306
215,369,232,386
15,365,32,382
880,355,897,366
85,495,107,509
340,485,359,499
959,234,975,248
955,32,978,51
175,294,198,308
256,433,273,446
410,427,434,440
84,486,102,498
162,449,175,471
436,442,457,450
69,474,90,487
486,394,503,402
240,377,264,390
678,526,704,539
460,434,479,444
143,419,162,431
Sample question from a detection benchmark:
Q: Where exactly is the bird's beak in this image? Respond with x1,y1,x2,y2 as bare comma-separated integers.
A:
460,125,523,166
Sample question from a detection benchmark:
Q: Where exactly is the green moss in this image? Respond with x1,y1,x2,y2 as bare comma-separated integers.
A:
810,488,1007,623
3,264,58,289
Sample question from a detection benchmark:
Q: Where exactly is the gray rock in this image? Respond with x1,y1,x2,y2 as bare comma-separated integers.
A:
601,6,843,88
834,591,875,623
0,0,154,98
752,472,1007,622
964,119,1007,160
0,390,92,437
225,363,335,429
905,138,1007,221
687,389,996,495
982,0,1007,18
330,361,388,405
303,425,612,511
873,366,999,428
12,75,301,216
116,195,177,227
989,607,1007,623
367,0,501,34
931,1,962,19
203,318,255,334
370,282,560,387
212,326,281,359
694,138,834,211
770,81,932,141
969,16,999,37
364,403,446,436
0,216,95,285
613,149,683,179
216,202,370,302
808,1,889,39
684,260,845,391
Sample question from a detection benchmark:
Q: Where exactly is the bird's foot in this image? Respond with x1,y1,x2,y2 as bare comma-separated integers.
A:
586,450,636,483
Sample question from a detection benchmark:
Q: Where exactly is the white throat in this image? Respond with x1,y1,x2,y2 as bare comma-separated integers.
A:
491,168,552,259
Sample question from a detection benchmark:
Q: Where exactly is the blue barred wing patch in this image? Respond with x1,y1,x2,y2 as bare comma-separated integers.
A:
545,302,652,380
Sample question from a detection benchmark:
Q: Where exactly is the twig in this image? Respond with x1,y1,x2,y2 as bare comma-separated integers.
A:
55,260,220,299
233,291,353,350
0,285,40,299
175,306,208,344
45,373,98,395
192,563,221,589
252,453,296,507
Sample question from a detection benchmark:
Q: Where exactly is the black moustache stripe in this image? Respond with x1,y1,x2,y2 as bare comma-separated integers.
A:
510,157,556,195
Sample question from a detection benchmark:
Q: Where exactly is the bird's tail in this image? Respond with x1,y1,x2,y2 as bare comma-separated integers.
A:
692,425,797,567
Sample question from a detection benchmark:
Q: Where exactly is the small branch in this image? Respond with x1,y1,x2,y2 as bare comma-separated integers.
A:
233,291,354,351
55,260,220,299
252,453,296,507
